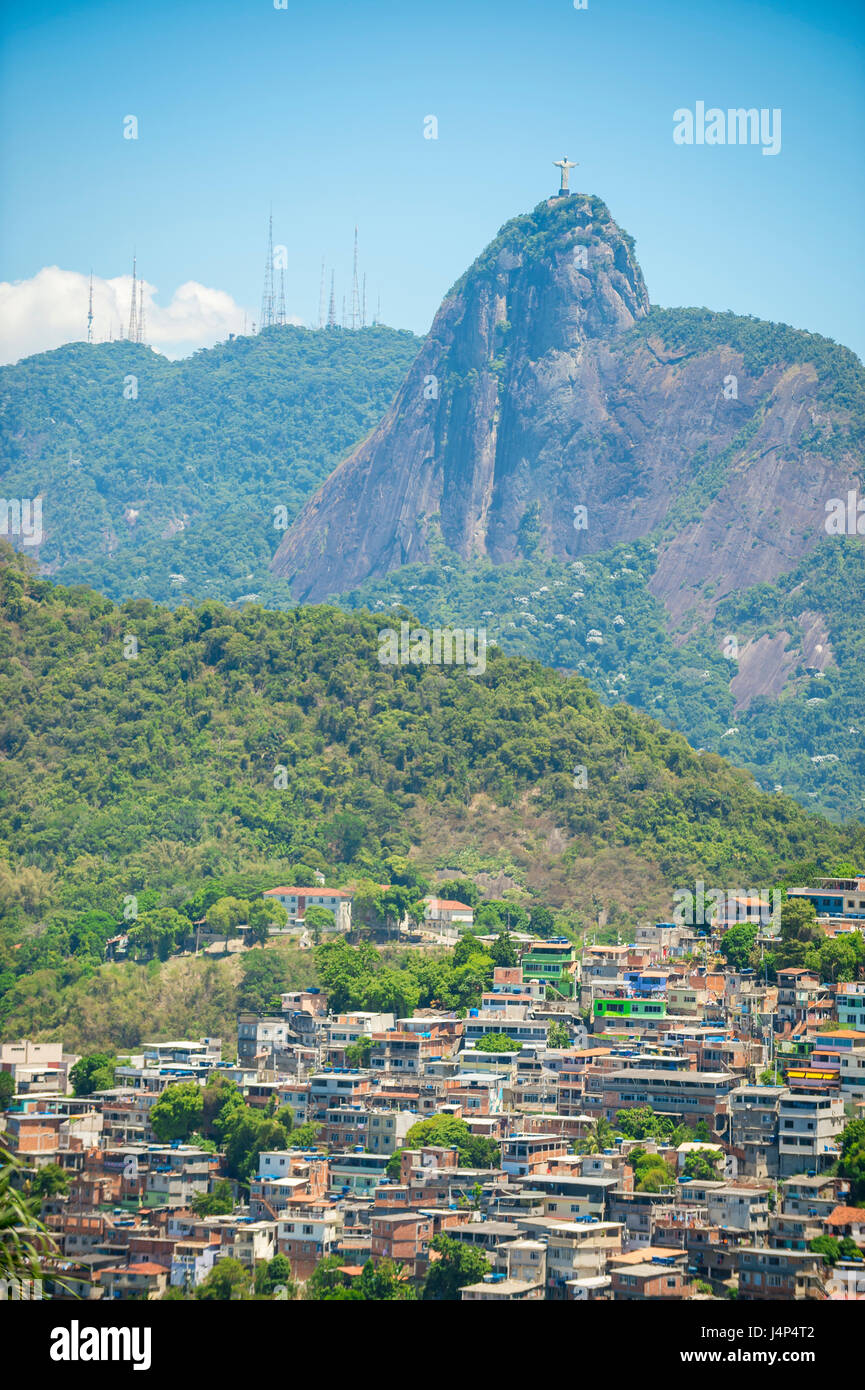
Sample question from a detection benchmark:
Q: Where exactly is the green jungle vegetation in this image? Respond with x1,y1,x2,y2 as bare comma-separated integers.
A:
0,325,420,606
339,534,865,824
626,307,865,452
445,193,630,300
2,312,862,823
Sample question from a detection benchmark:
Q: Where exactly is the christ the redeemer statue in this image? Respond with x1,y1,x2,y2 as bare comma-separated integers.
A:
553,156,577,195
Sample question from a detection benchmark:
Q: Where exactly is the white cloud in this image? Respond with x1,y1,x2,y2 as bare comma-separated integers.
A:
0,267,303,365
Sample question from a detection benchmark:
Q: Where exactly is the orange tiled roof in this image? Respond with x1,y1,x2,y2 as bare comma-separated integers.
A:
826,1205,865,1226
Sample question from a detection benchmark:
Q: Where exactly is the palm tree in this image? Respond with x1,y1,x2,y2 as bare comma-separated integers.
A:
0,1145,58,1290
582,1118,615,1154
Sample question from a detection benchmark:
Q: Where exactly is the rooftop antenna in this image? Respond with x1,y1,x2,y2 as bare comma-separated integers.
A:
87,271,94,343
260,208,274,330
327,271,336,328
128,254,138,343
318,257,326,330
350,225,360,330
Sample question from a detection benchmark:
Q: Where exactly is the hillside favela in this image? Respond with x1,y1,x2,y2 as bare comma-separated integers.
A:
1,0,864,1360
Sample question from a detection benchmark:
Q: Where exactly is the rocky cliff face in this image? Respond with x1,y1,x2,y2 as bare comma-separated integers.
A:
271,194,861,614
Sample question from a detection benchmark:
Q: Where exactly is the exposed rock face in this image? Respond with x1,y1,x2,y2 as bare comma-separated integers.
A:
272,194,861,608
728,611,834,713
646,364,853,627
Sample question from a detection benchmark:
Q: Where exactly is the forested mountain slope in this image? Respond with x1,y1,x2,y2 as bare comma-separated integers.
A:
0,325,420,606
2,547,863,1017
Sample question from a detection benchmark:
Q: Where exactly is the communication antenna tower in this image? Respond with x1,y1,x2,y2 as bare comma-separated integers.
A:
128,255,139,342
327,271,336,328
260,209,275,330
350,225,360,330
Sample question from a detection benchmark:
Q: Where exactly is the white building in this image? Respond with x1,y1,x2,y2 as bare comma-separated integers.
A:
262,887,352,932
424,898,474,931
778,1092,845,1177
0,1040,75,1095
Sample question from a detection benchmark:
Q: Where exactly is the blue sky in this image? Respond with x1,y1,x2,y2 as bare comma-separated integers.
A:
1,0,863,358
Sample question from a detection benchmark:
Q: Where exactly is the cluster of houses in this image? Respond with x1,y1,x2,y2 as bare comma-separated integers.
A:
261,887,475,941
104,886,476,962
3,875,864,1301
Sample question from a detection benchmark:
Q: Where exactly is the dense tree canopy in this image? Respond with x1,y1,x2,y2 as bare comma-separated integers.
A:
422,1235,490,1300
69,1053,117,1096
386,1114,501,1178
1,545,863,1041
475,1032,522,1053
0,327,421,608
149,1082,204,1143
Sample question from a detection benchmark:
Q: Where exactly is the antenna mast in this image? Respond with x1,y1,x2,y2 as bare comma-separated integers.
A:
87,272,94,343
128,255,138,342
327,271,336,328
351,225,360,330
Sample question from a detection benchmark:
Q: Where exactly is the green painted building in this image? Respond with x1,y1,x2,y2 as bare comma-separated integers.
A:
593,997,667,1019
520,938,577,998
